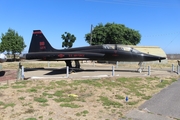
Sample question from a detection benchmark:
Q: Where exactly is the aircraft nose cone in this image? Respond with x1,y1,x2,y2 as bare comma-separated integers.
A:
159,56,166,60
158,56,166,62
143,54,166,62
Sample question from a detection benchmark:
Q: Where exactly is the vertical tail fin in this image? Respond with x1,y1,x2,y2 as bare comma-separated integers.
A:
28,30,56,53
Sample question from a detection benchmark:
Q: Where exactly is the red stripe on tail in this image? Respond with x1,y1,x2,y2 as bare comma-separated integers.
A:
33,31,42,34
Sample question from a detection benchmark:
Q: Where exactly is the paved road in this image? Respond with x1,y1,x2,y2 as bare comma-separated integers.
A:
122,79,180,120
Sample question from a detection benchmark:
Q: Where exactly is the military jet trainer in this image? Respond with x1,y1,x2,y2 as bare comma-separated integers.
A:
20,30,166,72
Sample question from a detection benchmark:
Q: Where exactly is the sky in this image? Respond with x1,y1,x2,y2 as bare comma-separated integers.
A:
0,0,180,54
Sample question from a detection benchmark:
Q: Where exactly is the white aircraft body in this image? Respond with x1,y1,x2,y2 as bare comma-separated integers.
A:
0,53,7,63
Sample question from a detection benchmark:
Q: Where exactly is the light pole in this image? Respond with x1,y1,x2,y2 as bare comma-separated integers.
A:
90,24,93,45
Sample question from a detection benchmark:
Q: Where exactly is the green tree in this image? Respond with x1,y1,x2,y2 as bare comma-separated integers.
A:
85,23,141,45
0,28,26,60
61,32,76,48
61,32,78,68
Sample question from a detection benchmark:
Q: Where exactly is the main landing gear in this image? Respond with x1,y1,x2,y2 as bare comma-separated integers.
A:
65,60,81,73
137,62,144,73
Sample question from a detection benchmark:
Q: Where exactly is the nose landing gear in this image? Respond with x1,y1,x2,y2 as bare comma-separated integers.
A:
137,62,144,73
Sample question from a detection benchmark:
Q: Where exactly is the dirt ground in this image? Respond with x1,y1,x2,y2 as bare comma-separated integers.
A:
0,60,179,120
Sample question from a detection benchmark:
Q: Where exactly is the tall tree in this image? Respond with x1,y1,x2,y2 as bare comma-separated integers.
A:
61,32,78,68
61,32,76,48
85,23,141,45
0,28,26,60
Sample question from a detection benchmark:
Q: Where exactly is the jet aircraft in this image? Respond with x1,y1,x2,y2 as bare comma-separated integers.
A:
21,30,166,72
0,53,7,63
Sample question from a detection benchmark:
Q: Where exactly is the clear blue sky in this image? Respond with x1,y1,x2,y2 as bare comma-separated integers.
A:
0,0,179,54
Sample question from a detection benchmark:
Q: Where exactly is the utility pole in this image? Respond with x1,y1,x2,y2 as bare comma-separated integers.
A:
90,24,93,45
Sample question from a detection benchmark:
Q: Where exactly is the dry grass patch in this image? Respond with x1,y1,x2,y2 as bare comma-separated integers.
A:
0,76,178,120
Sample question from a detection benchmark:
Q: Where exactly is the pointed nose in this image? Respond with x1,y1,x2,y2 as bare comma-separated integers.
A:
143,54,166,62
158,56,166,62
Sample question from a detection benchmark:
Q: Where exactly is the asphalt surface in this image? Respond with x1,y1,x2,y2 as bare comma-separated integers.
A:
24,65,176,79
122,79,180,120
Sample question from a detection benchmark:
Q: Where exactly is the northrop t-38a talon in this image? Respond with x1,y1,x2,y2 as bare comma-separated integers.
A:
21,30,166,72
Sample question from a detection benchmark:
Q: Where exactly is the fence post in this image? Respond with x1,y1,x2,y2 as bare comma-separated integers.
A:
66,66,69,78
17,62,22,81
148,66,151,75
21,66,24,80
112,66,115,76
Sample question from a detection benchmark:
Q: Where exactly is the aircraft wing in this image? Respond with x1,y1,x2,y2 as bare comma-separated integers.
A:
50,58,90,60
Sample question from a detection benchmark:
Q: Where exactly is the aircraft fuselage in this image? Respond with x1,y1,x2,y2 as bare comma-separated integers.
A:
23,44,165,62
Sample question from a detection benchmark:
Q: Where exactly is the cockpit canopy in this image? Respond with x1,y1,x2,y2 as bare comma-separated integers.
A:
102,44,140,53
102,44,115,49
